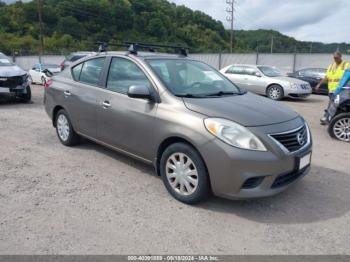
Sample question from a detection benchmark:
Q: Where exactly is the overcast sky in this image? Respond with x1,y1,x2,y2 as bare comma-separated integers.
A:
171,0,350,44
3,0,349,43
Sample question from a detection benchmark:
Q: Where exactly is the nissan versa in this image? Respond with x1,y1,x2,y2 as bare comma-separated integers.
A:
44,45,312,204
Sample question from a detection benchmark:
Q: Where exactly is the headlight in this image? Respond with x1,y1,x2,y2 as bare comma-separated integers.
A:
290,83,298,89
204,118,267,151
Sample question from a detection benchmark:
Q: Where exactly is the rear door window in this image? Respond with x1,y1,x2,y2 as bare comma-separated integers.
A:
79,58,105,86
226,66,245,75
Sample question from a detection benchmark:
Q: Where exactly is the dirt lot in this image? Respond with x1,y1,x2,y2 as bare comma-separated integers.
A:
0,85,349,255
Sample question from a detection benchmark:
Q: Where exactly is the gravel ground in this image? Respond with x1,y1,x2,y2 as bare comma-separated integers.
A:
0,85,349,255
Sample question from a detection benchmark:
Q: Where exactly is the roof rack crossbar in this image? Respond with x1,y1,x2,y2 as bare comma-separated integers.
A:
124,42,189,57
95,41,189,56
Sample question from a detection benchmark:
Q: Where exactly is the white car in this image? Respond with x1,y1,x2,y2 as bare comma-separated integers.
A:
29,64,61,85
220,64,312,100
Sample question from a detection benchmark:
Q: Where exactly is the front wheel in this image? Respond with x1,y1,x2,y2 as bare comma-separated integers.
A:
160,143,210,204
18,86,31,102
328,113,350,142
55,109,80,146
267,85,284,100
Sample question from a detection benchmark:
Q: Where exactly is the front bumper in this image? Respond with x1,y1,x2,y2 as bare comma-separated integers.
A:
284,86,312,98
198,117,312,200
0,83,30,96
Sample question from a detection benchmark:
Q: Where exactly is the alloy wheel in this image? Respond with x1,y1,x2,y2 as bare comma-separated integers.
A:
165,153,199,196
333,117,350,142
57,114,70,142
268,86,282,100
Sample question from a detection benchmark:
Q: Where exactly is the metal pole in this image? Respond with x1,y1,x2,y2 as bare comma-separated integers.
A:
226,0,234,53
270,36,274,54
256,41,259,65
293,46,297,72
37,0,44,63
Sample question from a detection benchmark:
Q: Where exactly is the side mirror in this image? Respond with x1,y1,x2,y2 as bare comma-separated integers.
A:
255,72,262,77
127,85,153,100
42,69,53,77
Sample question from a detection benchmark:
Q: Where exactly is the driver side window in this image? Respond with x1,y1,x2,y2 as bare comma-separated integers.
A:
106,57,152,94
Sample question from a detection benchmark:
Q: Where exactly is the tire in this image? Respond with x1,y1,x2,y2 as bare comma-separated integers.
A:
328,113,350,142
55,109,80,146
160,142,210,204
18,85,31,103
267,84,284,101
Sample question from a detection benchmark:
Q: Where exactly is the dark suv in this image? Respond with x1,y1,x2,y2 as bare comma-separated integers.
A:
0,52,32,102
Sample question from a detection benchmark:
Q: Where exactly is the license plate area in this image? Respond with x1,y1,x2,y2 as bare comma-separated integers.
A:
299,153,312,170
0,88,10,93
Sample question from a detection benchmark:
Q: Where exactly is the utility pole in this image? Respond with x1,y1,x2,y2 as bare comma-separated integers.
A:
37,0,44,63
226,0,234,53
270,36,274,54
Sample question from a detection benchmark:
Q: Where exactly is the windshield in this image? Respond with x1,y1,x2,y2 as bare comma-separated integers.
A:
0,54,13,66
147,59,241,97
258,66,281,77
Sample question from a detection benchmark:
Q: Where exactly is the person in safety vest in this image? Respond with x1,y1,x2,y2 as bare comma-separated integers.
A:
316,51,350,125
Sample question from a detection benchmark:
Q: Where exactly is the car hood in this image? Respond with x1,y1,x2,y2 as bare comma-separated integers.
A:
0,65,26,77
183,92,299,127
273,76,307,84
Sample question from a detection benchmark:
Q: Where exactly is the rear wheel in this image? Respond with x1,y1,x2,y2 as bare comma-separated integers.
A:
160,143,210,204
267,84,284,100
328,113,350,142
55,109,80,146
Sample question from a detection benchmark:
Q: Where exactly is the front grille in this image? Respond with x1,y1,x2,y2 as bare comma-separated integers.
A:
241,177,264,189
270,125,308,153
300,84,310,90
0,75,24,88
271,167,308,189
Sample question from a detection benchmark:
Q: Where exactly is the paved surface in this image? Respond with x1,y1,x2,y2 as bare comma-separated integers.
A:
0,85,349,255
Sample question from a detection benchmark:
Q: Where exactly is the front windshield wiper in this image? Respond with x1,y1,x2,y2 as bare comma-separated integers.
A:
202,91,240,97
176,94,206,98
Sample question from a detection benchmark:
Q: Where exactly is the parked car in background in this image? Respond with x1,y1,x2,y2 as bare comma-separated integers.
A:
60,52,96,71
287,68,328,95
44,45,312,204
220,64,312,100
29,63,61,85
0,52,32,102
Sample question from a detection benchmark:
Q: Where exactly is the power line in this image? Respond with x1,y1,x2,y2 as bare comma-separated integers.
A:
226,0,235,53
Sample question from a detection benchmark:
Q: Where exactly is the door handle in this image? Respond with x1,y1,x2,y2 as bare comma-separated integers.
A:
102,101,111,109
64,91,71,96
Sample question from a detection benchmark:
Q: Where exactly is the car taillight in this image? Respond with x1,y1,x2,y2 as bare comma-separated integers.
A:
44,79,53,89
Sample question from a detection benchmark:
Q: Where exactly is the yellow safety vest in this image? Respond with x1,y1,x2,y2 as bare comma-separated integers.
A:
327,61,350,92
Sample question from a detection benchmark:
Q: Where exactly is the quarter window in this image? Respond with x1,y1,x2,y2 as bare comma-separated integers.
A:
72,63,83,81
107,58,152,94
79,58,105,86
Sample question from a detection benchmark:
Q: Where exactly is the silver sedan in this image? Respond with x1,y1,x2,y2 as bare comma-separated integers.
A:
220,64,312,100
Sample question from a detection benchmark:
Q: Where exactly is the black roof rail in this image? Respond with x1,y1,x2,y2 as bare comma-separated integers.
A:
124,42,189,57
